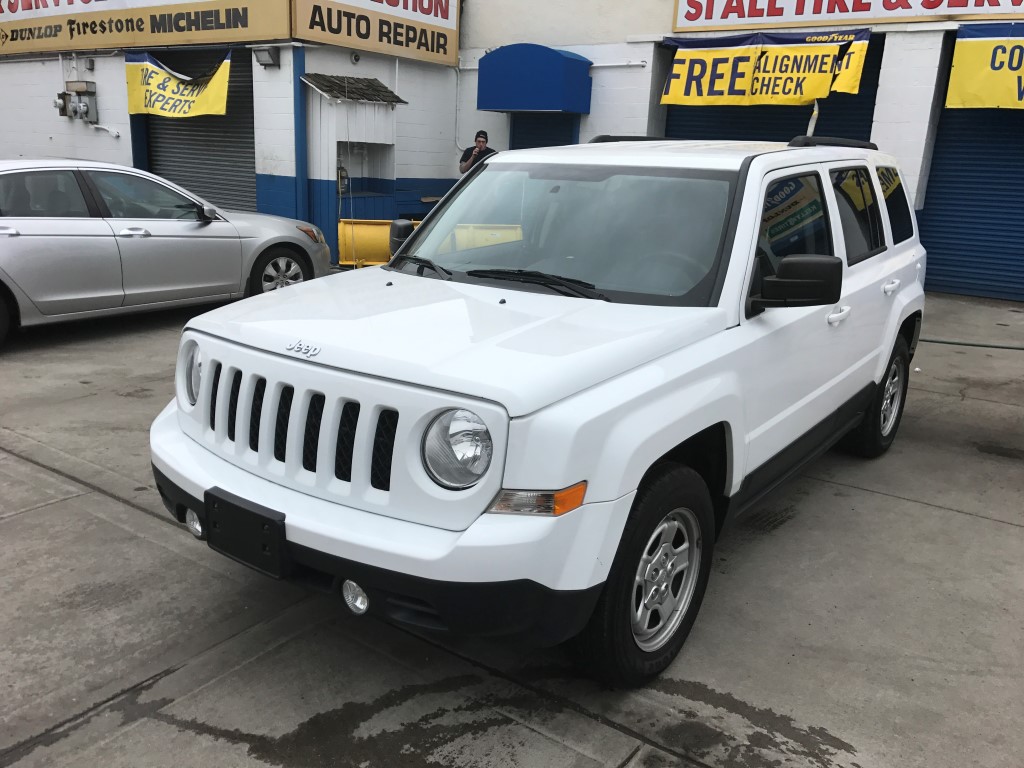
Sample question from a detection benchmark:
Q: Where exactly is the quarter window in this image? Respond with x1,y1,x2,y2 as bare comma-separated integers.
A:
88,171,200,220
877,167,915,244
0,171,90,218
830,168,885,265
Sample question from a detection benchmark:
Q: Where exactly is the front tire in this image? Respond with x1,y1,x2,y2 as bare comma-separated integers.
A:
248,248,311,295
842,336,910,458
576,465,715,688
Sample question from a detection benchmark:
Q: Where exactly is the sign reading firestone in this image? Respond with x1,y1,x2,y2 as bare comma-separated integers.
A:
674,0,1024,30
0,0,289,55
294,0,459,66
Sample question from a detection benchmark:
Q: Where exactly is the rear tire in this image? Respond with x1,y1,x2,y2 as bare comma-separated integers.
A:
248,248,312,295
842,336,910,458
576,465,715,688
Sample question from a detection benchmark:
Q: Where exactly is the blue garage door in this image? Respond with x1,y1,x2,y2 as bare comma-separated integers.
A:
918,108,1024,301
510,113,580,150
665,34,885,143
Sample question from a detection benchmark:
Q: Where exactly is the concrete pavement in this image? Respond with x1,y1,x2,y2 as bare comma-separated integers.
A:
0,293,1021,767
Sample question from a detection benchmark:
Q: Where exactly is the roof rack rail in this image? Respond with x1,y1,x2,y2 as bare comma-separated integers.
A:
588,135,664,143
789,135,878,150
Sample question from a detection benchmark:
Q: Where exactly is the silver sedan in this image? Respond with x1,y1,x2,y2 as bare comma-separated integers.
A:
0,159,332,346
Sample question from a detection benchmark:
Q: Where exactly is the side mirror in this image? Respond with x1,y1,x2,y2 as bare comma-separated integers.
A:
389,219,415,256
749,254,842,313
198,204,219,221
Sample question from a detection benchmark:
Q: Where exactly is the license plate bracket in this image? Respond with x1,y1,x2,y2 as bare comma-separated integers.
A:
205,488,290,579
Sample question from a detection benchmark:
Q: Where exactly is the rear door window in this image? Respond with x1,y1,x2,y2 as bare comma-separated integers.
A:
829,168,885,265
0,171,91,218
877,167,915,244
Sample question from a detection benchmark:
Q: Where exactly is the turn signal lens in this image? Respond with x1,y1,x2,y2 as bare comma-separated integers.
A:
297,225,324,243
488,481,587,517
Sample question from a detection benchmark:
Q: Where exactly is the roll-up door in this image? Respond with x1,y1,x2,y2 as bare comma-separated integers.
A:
918,109,1024,301
510,113,580,150
665,34,885,143
147,48,257,211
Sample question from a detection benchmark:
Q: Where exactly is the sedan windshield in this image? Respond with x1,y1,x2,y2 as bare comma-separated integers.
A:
393,163,737,306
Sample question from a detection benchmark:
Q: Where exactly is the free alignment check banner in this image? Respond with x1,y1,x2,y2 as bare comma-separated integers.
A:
661,29,869,106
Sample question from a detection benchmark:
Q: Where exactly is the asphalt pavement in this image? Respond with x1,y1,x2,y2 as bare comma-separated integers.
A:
0,291,1021,768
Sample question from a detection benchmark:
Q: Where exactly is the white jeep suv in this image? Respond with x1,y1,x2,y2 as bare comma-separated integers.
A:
151,137,925,686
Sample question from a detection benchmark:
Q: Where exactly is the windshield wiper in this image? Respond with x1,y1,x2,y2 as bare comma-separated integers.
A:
464,269,610,301
392,254,452,280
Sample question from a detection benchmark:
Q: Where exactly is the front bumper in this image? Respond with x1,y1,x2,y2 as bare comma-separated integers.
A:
151,401,633,644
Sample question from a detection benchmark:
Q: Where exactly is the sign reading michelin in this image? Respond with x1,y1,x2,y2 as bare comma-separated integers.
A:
946,23,1024,108
294,0,459,66
0,0,290,56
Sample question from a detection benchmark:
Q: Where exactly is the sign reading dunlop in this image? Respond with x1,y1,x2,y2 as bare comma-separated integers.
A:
0,0,290,56
294,0,459,66
662,30,869,107
946,23,1024,109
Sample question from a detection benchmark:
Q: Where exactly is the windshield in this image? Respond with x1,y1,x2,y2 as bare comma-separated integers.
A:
393,163,737,306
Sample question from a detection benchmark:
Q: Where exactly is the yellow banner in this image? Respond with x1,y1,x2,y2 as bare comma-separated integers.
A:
662,30,869,106
0,1,289,57
294,0,459,66
946,25,1024,109
126,51,231,117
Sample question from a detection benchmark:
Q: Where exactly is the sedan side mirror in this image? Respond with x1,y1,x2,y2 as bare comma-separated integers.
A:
198,204,219,221
749,255,843,314
389,219,416,256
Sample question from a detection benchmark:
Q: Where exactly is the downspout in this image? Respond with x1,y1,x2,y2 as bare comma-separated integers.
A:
293,46,310,222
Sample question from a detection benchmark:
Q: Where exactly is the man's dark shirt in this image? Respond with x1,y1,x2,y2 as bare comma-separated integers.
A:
460,145,496,171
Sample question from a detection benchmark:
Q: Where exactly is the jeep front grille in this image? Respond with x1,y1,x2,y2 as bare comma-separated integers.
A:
204,364,399,494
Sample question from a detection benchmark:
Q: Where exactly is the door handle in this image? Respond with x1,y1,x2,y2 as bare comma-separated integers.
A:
118,227,151,238
882,279,901,296
827,306,852,326
0,226,19,237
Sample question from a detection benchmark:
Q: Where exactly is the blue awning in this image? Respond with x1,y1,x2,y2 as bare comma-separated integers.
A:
478,44,592,114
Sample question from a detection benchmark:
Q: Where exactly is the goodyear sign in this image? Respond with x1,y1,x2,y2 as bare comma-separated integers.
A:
662,29,869,106
294,0,459,66
762,176,826,250
947,23,1024,108
126,51,230,116
0,1,289,56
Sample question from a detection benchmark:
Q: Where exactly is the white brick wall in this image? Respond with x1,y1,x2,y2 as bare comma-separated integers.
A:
1,54,133,166
305,46,458,180
869,30,947,208
253,45,297,179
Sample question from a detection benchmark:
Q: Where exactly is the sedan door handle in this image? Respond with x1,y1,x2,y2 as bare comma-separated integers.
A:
827,305,852,326
118,227,151,238
0,226,19,237
882,279,901,296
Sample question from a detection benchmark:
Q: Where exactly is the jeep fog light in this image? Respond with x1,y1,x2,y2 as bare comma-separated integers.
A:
422,409,492,489
183,341,202,406
489,481,588,517
185,509,203,538
342,580,369,615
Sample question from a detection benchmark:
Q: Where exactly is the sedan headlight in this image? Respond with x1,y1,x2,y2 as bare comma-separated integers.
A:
422,409,493,489
297,224,324,244
183,341,202,406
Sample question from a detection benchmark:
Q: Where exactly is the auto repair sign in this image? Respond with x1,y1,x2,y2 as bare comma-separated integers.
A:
675,0,1024,30
294,0,459,66
0,0,290,56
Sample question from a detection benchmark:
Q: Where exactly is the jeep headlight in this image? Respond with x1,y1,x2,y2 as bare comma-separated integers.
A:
422,409,492,489
183,341,203,406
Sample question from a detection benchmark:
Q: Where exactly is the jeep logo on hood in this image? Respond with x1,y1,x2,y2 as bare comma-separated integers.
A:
285,340,321,359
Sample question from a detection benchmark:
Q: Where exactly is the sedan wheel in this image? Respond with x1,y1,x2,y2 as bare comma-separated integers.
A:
262,256,305,292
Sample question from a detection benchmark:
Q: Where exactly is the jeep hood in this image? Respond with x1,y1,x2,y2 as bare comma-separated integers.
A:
186,269,728,416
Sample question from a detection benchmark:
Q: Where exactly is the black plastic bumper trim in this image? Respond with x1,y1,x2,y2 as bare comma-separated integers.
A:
150,465,603,646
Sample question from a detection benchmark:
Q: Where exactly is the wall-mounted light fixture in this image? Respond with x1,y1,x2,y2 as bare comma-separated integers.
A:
253,47,280,68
